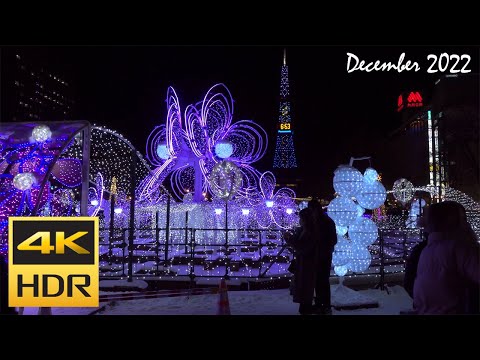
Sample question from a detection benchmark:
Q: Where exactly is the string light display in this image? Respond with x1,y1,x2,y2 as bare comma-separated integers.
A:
363,167,379,184
334,265,348,276
356,180,387,210
335,225,348,236
327,196,357,226
156,142,170,160
214,140,234,159
333,165,363,197
245,171,298,229
31,125,52,143
348,216,378,246
0,121,90,249
208,160,242,200
329,162,386,276
392,178,414,204
348,243,372,273
332,236,352,267
13,172,36,190
273,51,298,169
443,187,480,238
138,84,268,202
63,126,151,195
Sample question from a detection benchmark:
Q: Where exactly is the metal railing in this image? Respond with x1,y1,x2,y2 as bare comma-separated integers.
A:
98,224,424,285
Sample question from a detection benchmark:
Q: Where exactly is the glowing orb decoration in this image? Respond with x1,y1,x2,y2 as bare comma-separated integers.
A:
214,140,234,159
209,160,243,200
333,165,363,197
242,209,250,216
392,178,414,203
298,201,308,210
90,199,99,206
348,244,372,273
348,217,378,245
215,208,223,215
31,125,52,142
334,265,349,276
356,181,386,210
327,196,358,226
336,225,348,236
13,172,36,191
114,207,123,214
363,167,379,184
156,142,170,160
286,208,293,215
332,236,352,267
356,204,365,217
266,200,274,208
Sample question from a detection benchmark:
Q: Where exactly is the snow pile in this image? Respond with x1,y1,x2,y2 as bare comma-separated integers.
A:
99,279,149,289
331,284,378,309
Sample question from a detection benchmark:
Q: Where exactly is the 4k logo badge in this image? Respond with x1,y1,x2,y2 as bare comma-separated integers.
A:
8,217,99,307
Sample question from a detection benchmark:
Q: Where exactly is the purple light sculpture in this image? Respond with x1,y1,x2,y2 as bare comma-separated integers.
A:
138,84,268,204
248,171,298,229
0,121,90,250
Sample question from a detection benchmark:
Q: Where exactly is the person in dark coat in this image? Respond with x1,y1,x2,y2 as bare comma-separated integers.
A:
450,202,480,314
403,206,429,300
413,201,480,314
285,207,318,314
308,198,337,314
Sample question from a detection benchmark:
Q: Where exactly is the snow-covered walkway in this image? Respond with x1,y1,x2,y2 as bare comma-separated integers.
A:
19,284,413,315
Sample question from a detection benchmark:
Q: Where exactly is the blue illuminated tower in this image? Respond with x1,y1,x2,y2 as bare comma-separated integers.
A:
273,49,298,169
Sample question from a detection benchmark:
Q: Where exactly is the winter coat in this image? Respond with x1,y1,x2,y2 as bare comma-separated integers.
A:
403,239,428,299
413,231,480,314
287,227,318,304
316,213,337,261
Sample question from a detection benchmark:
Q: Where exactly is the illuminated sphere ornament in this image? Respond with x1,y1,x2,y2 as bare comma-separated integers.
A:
363,167,379,184
114,207,123,214
356,181,386,210
348,217,378,245
13,172,36,191
356,204,365,217
327,196,358,226
332,236,353,267
348,244,372,273
156,142,170,160
208,160,242,200
392,178,414,203
334,265,348,276
336,225,348,236
90,199,99,206
214,140,234,159
265,200,274,208
286,208,293,215
31,125,52,142
333,165,363,197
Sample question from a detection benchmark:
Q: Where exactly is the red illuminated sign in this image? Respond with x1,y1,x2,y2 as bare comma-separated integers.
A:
397,91,423,112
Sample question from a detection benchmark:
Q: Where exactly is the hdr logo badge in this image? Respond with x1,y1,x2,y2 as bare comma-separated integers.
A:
8,217,99,307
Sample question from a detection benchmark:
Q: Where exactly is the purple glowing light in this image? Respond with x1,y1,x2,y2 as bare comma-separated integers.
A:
138,84,268,203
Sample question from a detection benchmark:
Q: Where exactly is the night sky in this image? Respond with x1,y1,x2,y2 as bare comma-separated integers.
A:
17,45,479,198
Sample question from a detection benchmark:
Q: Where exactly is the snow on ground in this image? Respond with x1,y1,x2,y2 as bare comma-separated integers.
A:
99,279,149,289
18,285,413,315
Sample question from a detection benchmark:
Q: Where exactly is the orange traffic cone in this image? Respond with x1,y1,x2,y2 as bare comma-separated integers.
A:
37,307,52,315
217,278,231,315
